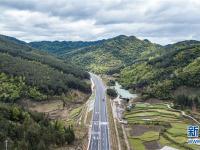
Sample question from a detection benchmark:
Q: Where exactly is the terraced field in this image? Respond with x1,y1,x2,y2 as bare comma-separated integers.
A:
124,103,200,150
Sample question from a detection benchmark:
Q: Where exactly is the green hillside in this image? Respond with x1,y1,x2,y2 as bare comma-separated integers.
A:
63,35,165,74
119,41,200,101
24,35,200,105
0,35,89,79
0,35,91,102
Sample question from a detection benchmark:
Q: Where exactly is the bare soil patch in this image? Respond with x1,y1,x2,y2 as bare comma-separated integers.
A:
20,90,90,120
28,100,63,112
130,125,162,136
144,140,161,150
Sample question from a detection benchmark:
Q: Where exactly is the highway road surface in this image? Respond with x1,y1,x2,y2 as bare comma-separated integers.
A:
88,73,110,150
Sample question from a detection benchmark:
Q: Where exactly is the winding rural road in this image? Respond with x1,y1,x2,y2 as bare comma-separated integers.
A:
88,73,110,150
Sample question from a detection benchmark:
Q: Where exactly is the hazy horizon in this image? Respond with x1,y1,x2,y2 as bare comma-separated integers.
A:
0,0,200,44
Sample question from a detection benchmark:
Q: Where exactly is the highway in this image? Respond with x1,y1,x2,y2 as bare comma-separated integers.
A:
88,73,110,150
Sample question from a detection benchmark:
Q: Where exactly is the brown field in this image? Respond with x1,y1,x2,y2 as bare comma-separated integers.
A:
144,140,161,150
129,125,162,136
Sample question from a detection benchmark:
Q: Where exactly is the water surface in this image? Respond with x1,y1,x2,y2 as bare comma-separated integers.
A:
114,82,137,99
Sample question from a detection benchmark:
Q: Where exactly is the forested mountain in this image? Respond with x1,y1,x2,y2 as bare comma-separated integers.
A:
13,34,200,103
0,35,89,79
29,40,104,56
0,34,91,102
29,35,165,74
1,33,200,148
63,35,165,74
30,35,200,105
119,41,200,101
0,34,91,149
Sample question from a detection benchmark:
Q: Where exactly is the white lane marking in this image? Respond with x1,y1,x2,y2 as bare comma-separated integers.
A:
100,122,108,125
91,131,100,135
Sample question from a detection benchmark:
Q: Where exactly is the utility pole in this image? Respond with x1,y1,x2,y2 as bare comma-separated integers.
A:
5,139,8,150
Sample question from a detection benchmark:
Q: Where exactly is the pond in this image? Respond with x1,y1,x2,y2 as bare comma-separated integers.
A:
114,82,138,99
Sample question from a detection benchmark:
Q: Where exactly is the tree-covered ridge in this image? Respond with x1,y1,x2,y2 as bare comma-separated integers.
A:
63,35,165,74
0,34,91,101
29,40,104,55
0,34,27,46
119,43,200,99
165,40,200,50
0,103,75,149
0,34,89,79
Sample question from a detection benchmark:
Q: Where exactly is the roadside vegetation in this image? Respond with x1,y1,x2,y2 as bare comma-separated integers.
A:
106,95,120,150
107,88,118,99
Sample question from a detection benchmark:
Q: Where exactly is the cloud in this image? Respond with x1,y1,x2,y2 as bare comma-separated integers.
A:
0,0,200,44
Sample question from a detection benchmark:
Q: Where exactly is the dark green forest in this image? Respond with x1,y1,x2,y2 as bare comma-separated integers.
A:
0,103,75,149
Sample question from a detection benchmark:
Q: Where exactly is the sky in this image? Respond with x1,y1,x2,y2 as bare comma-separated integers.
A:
0,0,200,45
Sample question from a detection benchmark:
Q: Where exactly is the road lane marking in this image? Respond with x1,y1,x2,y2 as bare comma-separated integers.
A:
88,73,110,150
100,122,108,125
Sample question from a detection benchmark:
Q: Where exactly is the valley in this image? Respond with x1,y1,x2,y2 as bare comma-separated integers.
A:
1,0,199,150
1,34,200,150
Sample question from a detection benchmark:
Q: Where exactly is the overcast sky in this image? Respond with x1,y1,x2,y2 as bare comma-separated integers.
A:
0,0,200,45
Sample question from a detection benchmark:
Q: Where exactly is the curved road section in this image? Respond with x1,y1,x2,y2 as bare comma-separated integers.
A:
88,73,110,150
